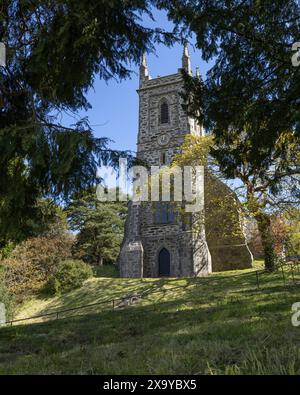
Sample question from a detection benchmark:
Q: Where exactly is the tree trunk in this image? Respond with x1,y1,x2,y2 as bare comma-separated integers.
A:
255,213,276,271
97,255,103,266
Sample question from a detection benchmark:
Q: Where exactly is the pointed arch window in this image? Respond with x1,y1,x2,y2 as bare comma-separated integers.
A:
160,100,169,124
155,203,175,224
160,151,167,165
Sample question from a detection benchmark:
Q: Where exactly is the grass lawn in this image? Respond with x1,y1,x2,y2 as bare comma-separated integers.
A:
0,262,300,374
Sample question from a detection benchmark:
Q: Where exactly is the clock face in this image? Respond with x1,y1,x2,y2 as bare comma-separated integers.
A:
157,133,170,146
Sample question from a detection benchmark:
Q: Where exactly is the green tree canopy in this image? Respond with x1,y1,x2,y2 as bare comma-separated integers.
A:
0,0,176,244
67,189,127,266
176,133,299,270
160,0,300,154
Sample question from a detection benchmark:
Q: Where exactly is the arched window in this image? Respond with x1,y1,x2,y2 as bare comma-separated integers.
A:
160,151,166,165
155,203,175,224
160,100,169,124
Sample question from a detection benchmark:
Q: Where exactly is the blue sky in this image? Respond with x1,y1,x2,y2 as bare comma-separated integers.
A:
68,9,213,154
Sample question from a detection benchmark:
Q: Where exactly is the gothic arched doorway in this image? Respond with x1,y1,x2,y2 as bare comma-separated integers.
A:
158,248,170,277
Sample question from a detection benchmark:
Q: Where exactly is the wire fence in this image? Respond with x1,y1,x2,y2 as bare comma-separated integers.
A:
254,261,300,290
3,260,300,328
4,293,142,327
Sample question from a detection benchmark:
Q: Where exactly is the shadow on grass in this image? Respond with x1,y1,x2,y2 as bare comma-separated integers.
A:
0,282,299,374
4,263,300,374
93,264,119,278
26,277,198,319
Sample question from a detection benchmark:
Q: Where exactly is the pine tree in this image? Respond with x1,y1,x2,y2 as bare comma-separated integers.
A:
0,1,175,244
68,189,127,265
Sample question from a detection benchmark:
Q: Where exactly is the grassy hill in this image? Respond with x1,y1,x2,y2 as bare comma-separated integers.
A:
0,262,300,375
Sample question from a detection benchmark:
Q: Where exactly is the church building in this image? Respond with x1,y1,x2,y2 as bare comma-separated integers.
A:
118,45,253,278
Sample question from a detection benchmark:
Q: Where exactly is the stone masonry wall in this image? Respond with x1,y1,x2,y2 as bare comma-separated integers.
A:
118,57,252,277
204,172,253,271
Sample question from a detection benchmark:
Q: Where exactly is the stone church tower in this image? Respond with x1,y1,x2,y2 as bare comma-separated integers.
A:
118,45,253,278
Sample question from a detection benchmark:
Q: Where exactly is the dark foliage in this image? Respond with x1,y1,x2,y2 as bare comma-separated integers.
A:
0,0,176,243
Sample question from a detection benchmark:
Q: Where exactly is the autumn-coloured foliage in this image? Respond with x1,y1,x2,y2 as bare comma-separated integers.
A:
2,235,74,300
249,214,300,258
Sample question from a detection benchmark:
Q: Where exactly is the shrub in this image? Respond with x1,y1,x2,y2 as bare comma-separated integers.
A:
3,235,74,301
0,241,15,260
47,259,93,295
